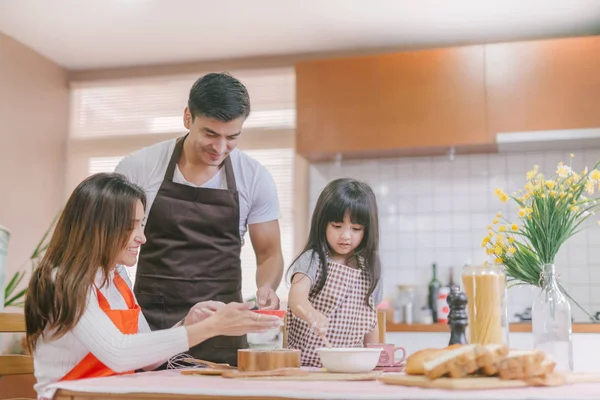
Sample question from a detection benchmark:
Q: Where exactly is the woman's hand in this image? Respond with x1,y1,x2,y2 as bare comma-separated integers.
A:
208,302,281,336
184,300,226,326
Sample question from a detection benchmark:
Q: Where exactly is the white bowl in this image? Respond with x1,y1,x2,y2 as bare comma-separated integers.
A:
316,347,381,373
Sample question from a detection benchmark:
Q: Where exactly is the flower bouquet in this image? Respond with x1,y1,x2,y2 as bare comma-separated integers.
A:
483,155,600,317
482,154,600,370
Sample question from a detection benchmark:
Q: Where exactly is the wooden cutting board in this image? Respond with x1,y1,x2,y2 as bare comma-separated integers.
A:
181,368,381,381
378,372,600,390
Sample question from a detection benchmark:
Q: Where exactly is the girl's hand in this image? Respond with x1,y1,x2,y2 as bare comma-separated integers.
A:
184,300,225,325
208,302,281,336
307,310,329,335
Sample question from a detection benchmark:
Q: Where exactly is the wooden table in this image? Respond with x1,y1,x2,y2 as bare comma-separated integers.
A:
49,369,600,400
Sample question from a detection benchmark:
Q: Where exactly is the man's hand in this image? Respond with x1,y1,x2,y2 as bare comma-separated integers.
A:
184,300,226,326
256,285,280,310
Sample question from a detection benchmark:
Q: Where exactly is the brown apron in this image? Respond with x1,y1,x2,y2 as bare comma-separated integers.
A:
134,134,247,366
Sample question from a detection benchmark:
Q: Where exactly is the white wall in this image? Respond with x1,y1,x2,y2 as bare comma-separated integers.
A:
310,147,600,323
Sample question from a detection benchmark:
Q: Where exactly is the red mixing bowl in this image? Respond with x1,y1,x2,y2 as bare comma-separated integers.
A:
251,309,286,318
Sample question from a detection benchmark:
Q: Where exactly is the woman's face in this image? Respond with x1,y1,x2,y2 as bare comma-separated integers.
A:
115,200,146,267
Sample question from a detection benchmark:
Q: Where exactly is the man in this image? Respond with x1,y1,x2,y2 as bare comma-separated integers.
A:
115,72,283,366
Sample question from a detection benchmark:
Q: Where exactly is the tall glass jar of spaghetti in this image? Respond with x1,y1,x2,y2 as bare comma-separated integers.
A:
462,264,509,346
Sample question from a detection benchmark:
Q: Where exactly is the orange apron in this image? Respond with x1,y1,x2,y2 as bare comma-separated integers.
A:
60,273,141,381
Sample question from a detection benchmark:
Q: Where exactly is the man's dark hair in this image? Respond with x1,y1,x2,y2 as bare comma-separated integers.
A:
187,72,251,122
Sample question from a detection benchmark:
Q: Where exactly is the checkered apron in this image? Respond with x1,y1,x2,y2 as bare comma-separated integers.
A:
286,258,377,367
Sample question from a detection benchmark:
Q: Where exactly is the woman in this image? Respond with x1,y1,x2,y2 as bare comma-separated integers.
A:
25,173,279,399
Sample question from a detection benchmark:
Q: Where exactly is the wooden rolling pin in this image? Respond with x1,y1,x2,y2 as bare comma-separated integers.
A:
222,367,309,379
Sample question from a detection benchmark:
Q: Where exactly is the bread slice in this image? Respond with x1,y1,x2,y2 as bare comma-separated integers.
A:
477,344,510,376
497,350,549,380
405,344,473,375
405,348,448,375
423,344,481,379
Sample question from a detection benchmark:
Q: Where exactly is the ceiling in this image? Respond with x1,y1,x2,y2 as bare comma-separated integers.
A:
1,0,599,71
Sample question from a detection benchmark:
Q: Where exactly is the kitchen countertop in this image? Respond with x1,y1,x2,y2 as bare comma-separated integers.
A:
386,322,600,334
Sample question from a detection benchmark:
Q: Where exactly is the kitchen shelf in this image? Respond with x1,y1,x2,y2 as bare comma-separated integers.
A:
386,322,600,334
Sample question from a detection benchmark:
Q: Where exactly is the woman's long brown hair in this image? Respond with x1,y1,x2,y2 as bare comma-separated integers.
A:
25,173,146,351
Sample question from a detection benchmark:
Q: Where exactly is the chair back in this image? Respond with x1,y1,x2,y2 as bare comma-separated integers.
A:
0,313,33,376
0,312,35,400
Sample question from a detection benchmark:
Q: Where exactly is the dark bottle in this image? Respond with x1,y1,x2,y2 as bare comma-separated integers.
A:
428,263,442,323
449,266,459,292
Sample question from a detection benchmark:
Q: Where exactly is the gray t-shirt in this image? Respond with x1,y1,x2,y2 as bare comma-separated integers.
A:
290,250,383,306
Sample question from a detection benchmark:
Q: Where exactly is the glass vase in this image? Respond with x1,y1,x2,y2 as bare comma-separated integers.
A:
531,263,574,372
462,264,509,346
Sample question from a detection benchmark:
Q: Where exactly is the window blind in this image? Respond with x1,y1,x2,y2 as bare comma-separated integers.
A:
88,149,294,302
71,68,296,137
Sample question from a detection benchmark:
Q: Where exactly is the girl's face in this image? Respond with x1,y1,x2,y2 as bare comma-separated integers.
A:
326,211,365,260
114,200,147,268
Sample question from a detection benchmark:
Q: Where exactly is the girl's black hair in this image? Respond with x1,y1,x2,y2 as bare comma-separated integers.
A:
287,178,381,307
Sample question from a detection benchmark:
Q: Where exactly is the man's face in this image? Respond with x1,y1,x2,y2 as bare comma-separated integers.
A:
183,107,245,166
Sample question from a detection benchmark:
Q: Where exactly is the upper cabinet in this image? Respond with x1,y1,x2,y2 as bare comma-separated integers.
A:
485,36,600,136
296,35,600,161
296,46,489,161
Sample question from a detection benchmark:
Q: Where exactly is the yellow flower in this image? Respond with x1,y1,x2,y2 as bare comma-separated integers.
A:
494,188,509,203
496,211,502,218
492,218,499,224
545,180,556,190
494,246,502,255
508,237,515,243
570,153,575,158
499,225,506,232
497,235,505,243
494,257,503,264
487,225,492,230
525,182,534,192
511,224,518,231
557,164,571,178
482,236,490,247
591,170,600,182
571,205,579,212
518,208,527,217
508,247,516,255
486,248,493,255
549,190,557,197
586,180,595,195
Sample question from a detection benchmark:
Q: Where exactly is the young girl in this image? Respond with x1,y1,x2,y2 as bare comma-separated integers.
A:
285,178,383,367
25,173,279,399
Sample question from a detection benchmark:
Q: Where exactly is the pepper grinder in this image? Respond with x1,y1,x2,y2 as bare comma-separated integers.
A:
447,286,468,346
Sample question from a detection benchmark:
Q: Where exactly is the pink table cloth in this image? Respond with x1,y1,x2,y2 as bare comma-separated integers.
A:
47,369,600,400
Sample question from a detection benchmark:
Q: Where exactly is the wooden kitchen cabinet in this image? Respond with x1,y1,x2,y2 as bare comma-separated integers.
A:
485,36,600,135
295,45,489,161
